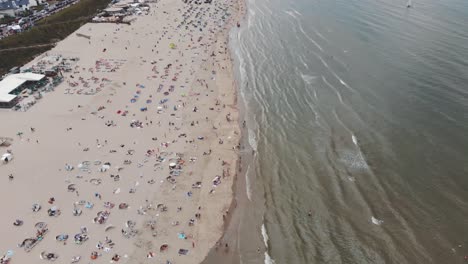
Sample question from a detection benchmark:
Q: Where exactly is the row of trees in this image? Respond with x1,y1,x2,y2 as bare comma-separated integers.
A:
0,0,112,75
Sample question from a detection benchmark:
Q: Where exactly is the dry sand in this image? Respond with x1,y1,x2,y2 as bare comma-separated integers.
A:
0,0,244,262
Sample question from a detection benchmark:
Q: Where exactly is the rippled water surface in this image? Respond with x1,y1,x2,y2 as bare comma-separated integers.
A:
231,0,468,263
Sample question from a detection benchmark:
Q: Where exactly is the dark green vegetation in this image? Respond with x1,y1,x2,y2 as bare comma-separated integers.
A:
0,0,111,75
0,15,16,25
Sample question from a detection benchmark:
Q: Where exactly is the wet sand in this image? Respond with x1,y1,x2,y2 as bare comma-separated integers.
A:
200,73,265,264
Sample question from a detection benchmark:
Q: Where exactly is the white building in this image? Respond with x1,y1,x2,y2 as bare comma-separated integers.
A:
0,72,45,108
0,0,39,18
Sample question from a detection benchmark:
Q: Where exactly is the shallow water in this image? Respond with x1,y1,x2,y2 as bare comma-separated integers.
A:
232,0,468,263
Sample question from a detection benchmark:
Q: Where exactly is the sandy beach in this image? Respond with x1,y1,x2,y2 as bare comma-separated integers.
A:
0,0,244,262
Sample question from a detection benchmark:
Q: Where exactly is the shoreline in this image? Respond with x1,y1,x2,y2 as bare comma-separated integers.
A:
201,0,268,262
0,0,244,262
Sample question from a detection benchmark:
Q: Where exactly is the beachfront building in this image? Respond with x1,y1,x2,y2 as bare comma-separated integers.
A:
0,0,38,15
104,7,124,15
0,7,15,17
0,72,45,108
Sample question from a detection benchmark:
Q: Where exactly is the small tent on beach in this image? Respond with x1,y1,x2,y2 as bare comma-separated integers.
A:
1,153,12,163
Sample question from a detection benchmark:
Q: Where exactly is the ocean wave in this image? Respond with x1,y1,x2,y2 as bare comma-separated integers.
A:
292,8,302,17
340,150,369,170
264,252,276,264
248,8,255,29
322,75,344,104
261,223,276,263
298,56,309,69
371,216,384,225
352,134,358,146
333,72,355,93
298,23,323,52
261,223,269,247
235,42,249,107
313,28,329,43
284,10,299,19
316,55,356,94
301,73,317,85
248,128,258,152
245,164,252,201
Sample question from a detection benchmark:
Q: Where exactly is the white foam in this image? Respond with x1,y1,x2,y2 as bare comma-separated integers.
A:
334,72,356,93
245,165,252,201
235,44,249,108
340,150,369,170
371,216,384,225
352,134,358,146
301,74,317,85
292,9,302,17
264,252,276,264
261,223,269,248
284,10,298,19
261,223,276,264
248,129,258,152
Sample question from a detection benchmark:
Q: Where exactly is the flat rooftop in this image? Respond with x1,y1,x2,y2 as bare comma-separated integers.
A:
0,72,45,102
